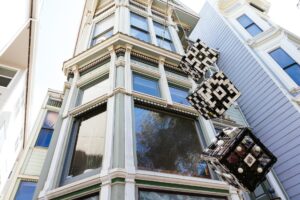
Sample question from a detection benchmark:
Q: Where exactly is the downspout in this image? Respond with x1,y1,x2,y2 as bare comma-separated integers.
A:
23,0,36,149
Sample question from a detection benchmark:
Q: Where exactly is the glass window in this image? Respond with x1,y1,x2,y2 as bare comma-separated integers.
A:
35,111,58,147
237,14,262,37
75,193,100,200
14,181,36,200
0,66,17,87
80,75,109,105
269,47,300,85
68,108,107,177
169,84,189,105
133,74,160,97
153,22,175,51
91,15,114,46
139,189,226,200
130,12,150,43
134,106,210,178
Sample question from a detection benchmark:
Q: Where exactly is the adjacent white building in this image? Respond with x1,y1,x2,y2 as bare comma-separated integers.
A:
0,0,41,197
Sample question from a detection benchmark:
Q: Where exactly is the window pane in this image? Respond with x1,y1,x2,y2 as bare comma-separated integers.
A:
131,12,148,31
134,107,210,177
131,27,150,43
133,74,160,97
139,190,226,200
69,110,107,177
237,14,253,28
246,24,262,36
43,111,58,129
75,193,100,200
269,48,296,68
0,76,12,87
81,76,109,104
15,181,36,200
93,15,114,37
169,85,190,105
36,128,53,147
153,22,171,40
157,38,175,51
285,63,300,85
92,28,113,46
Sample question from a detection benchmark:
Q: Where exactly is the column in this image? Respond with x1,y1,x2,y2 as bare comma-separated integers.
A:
124,45,135,173
158,56,172,104
39,66,80,195
101,47,116,175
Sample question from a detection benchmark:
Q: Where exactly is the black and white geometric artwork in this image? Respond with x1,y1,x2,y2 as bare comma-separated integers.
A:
201,127,277,192
179,39,219,82
186,71,241,120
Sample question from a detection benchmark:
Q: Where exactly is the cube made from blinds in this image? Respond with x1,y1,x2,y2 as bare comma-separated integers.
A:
179,39,219,82
201,127,277,192
187,71,241,120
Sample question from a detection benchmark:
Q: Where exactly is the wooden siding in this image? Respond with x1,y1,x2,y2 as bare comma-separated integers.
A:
191,3,300,199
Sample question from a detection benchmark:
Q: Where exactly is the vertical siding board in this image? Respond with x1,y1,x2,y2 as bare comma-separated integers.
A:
191,3,300,198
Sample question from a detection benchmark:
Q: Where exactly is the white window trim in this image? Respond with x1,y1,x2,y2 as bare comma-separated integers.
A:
256,33,300,92
228,6,271,41
89,9,115,48
0,64,19,89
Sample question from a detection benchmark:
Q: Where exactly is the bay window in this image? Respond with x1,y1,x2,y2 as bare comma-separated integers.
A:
134,106,210,178
169,84,190,105
237,14,262,37
14,181,36,200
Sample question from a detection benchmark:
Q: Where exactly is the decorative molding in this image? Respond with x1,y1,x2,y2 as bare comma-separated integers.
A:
79,54,111,75
68,95,108,117
77,64,109,87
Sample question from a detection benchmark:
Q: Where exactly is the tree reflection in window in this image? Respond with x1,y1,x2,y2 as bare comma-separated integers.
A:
134,106,210,178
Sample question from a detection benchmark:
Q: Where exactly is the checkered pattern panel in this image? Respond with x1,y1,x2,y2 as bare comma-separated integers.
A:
187,71,241,119
179,39,219,82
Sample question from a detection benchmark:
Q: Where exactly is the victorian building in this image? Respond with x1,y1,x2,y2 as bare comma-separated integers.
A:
1,0,296,199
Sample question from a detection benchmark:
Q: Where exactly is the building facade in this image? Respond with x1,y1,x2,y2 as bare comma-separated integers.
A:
1,90,63,200
32,0,250,199
0,0,40,196
191,0,300,199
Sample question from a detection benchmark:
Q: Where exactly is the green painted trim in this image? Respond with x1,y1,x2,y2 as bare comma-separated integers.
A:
112,177,126,184
135,179,229,194
53,183,101,200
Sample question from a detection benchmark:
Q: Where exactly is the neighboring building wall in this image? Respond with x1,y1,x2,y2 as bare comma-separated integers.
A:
1,90,63,200
191,1,300,199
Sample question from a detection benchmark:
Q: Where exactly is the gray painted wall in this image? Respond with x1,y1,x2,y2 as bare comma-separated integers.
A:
190,3,300,200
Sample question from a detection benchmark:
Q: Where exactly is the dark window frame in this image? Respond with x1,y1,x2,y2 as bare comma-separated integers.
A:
60,105,107,186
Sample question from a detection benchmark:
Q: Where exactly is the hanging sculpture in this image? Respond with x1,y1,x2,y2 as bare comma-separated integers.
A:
201,127,277,192
179,39,219,82
186,71,241,120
